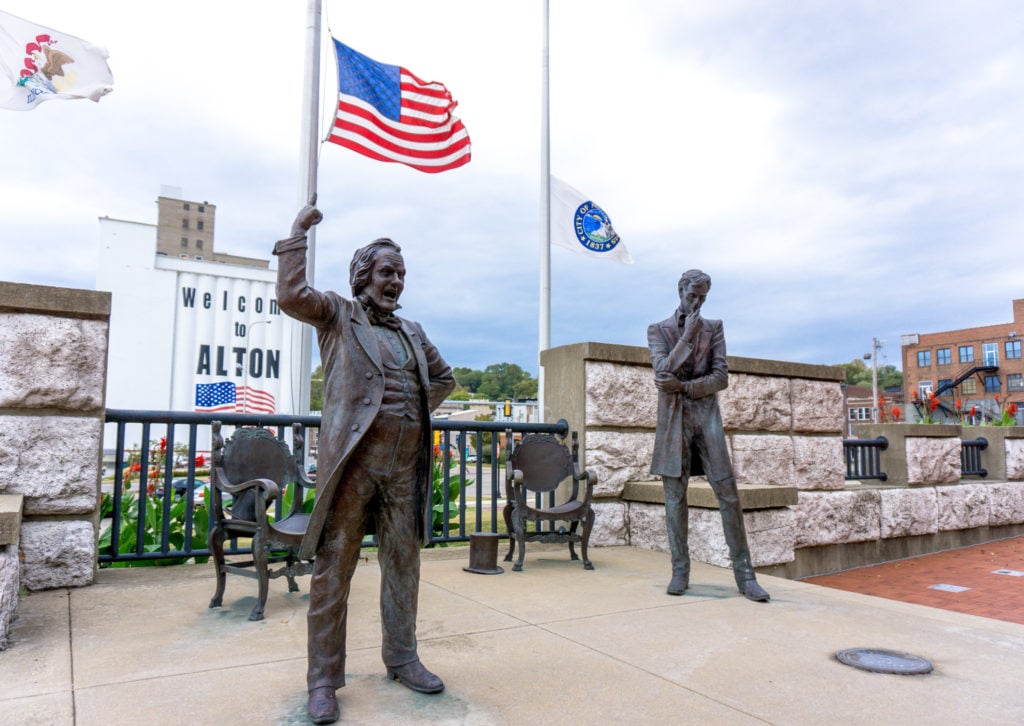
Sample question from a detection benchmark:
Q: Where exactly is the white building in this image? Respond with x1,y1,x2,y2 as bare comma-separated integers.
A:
96,209,302,421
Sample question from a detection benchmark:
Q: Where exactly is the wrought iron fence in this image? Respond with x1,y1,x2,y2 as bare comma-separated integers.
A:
842,436,889,482
100,409,567,565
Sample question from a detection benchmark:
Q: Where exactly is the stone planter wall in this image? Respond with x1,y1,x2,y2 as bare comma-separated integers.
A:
542,343,1024,577
0,282,111,591
964,427,1024,481
540,343,845,570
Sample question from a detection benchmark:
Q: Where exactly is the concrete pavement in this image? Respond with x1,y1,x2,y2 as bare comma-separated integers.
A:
3,545,1024,725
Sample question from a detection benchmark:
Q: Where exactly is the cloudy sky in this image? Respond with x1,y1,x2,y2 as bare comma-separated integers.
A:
3,1,1023,378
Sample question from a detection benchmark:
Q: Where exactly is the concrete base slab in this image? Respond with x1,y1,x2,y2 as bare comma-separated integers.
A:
1,546,1023,724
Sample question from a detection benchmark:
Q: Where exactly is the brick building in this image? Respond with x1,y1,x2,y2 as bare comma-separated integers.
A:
901,298,1024,423
155,185,267,269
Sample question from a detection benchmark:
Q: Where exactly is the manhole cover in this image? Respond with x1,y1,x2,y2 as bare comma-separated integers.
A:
835,648,933,675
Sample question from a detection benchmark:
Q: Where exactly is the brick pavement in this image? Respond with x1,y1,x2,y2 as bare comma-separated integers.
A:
804,535,1024,624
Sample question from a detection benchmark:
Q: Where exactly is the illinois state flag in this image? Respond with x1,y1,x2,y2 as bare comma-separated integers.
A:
550,176,634,264
0,10,113,111
327,39,471,173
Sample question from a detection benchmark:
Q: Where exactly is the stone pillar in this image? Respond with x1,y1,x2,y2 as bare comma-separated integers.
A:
852,423,961,486
0,494,22,649
0,282,111,591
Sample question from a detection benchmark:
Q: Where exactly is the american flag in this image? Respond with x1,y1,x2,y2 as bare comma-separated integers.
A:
195,382,276,414
327,39,471,174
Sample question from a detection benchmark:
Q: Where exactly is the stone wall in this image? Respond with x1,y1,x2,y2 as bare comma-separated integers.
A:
540,342,1024,578
0,494,22,649
0,282,110,591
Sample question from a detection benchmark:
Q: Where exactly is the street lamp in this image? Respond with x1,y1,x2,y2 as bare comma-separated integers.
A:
242,320,271,412
865,337,883,422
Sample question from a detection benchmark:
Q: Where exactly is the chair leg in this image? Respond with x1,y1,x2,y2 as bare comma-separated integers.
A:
581,509,595,570
568,520,580,561
250,531,268,622
285,552,300,593
512,513,527,572
502,502,515,562
208,522,226,609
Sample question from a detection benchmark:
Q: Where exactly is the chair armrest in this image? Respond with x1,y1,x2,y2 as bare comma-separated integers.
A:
575,468,597,505
294,467,317,489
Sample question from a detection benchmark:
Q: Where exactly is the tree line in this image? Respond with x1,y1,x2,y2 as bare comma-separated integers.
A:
309,361,538,410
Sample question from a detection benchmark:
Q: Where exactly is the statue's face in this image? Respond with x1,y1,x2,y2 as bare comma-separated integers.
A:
364,252,406,313
678,282,708,316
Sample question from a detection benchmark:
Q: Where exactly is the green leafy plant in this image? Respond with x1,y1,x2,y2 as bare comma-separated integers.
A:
98,488,209,567
992,394,1019,427
430,458,463,541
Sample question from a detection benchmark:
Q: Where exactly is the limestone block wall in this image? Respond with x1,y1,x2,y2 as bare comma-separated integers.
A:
795,482,1024,547
541,342,846,498
542,343,1024,577
0,282,110,591
541,343,844,569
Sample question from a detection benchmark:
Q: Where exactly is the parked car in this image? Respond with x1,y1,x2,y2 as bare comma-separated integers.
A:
156,477,211,505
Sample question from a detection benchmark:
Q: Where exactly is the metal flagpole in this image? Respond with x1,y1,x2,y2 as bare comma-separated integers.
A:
296,0,322,414
538,0,551,422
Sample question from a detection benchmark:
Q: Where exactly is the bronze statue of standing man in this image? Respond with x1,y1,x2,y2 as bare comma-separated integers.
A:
647,269,770,603
275,201,456,724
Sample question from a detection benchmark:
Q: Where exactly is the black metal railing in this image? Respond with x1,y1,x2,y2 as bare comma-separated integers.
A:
842,436,888,482
100,409,567,565
961,437,989,478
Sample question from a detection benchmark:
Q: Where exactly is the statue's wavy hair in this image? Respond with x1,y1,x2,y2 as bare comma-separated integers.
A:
677,269,711,294
349,238,402,296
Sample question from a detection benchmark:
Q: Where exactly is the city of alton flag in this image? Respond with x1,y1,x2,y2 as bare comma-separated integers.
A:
0,10,113,111
327,39,471,173
550,176,634,264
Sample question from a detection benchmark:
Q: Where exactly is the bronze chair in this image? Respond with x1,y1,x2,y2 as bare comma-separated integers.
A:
503,431,597,571
208,422,316,621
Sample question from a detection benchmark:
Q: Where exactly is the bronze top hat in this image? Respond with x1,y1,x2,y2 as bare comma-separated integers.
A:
463,531,504,575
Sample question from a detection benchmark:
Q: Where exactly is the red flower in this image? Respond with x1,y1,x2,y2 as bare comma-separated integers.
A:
1010,403,1018,417
928,398,938,412
995,393,1001,402
159,437,167,453
969,405,978,417
195,454,206,467
955,399,962,409
891,408,901,420
129,462,141,473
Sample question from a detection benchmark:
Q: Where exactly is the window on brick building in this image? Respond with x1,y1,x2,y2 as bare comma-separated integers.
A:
197,220,204,230
959,345,974,363
984,375,1000,393
196,239,203,250
180,237,188,247
937,379,952,395
1008,374,1024,392
182,218,189,229
936,348,951,365
917,350,931,367
918,380,932,397
1006,340,1021,359
183,202,190,210
983,343,998,366
962,379,976,394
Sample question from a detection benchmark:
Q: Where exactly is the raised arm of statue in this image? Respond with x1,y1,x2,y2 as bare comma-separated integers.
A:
273,201,335,328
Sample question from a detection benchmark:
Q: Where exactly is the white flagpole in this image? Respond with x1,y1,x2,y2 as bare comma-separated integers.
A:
538,0,551,422
297,0,322,414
